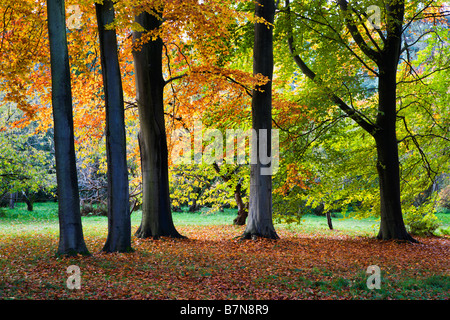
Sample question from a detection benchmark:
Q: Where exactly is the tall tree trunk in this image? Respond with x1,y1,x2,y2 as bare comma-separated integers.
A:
242,0,278,239
132,11,183,239
372,0,415,242
47,0,89,256
96,0,132,252
374,58,416,242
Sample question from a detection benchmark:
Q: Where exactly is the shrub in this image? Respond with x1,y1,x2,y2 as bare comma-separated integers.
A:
404,205,440,236
80,201,108,216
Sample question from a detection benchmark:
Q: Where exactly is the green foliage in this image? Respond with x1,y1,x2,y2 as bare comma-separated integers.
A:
267,0,450,225
170,163,250,213
0,112,56,199
403,204,441,236
273,190,304,224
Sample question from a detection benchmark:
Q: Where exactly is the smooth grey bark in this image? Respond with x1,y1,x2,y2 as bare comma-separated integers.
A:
132,11,183,239
242,0,279,239
47,0,89,256
96,0,132,252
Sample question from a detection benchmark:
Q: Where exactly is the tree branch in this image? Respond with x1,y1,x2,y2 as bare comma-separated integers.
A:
337,0,381,64
291,11,378,76
285,0,379,136
397,115,437,181
351,7,383,52
164,74,186,86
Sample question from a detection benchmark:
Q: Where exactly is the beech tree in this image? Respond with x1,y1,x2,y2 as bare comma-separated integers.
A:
132,8,183,239
242,0,279,239
282,0,449,241
47,0,89,255
96,0,132,252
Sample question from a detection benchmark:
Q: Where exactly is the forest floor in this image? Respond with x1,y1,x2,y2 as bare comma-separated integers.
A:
0,203,449,300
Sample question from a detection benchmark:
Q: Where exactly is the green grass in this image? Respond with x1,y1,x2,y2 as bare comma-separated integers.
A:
1,202,449,237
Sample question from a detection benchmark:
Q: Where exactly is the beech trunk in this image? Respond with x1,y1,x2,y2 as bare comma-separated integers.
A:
242,0,278,240
47,0,89,256
374,56,416,242
96,0,132,252
132,11,183,239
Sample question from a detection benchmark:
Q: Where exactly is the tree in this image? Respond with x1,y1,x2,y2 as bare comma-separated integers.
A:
96,0,132,252
280,0,450,240
0,123,55,210
242,0,278,239
0,0,47,117
283,0,418,241
47,0,89,255
132,7,183,239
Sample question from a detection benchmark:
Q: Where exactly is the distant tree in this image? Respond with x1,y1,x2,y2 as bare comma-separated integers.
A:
0,126,55,211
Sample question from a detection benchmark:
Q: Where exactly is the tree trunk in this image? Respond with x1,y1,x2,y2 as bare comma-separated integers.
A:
22,191,33,211
242,0,278,240
374,57,416,242
96,0,132,253
326,212,333,230
132,11,183,239
233,178,248,225
47,0,89,256
9,192,16,209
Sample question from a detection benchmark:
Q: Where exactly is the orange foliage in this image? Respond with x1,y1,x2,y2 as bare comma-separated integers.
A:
1,0,312,195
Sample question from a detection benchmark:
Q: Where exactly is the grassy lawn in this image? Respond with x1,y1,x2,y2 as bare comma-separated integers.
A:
0,202,449,300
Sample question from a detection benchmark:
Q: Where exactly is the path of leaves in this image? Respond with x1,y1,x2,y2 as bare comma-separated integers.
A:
1,226,449,299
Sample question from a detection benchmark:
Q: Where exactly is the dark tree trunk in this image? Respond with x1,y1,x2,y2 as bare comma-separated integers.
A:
372,1,416,242
326,212,333,230
9,192,16,209
374,58,416,242
242,0,278,240
132,11,183,239
96,0,132,253
47,0,89,256
22,191,33,211
233,178,248,226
